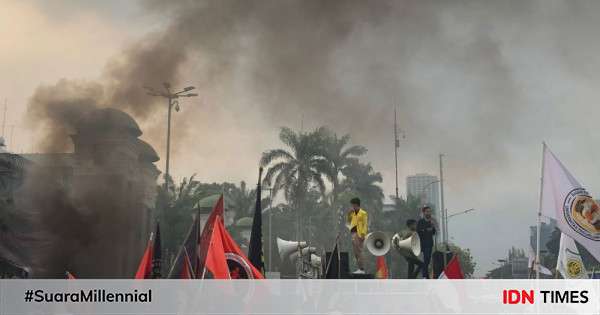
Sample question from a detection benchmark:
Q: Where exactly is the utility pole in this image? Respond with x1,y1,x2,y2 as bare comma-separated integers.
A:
393,106,405,202
394,107,399,201
145,83,198,188
439,153,446,245
2,99,6,138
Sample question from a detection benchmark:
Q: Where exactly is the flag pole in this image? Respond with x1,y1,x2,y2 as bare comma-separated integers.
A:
536,142,546,279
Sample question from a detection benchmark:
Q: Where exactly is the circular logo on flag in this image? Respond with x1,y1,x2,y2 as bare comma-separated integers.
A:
563,188,600,241
225,253,255,279
566,259,584,278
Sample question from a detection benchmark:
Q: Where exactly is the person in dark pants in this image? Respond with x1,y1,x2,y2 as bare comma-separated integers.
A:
417,206,437,279
397,219,425,279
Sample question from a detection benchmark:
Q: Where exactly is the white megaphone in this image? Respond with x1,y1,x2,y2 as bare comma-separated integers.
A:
289,246,317,262
365,231,391,256
310,254,321,268
392,232,421,257
277,237,307,260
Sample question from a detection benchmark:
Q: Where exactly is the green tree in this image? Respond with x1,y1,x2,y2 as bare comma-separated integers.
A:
448,243,477,278
225,181,256,219
340,160,384,212
261,127,330,239
155,175,206,262
321,131,367,207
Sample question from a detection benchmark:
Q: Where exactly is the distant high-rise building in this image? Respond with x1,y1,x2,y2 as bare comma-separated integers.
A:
406,173,440,215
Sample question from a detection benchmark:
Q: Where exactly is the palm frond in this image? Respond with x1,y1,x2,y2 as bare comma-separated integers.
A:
260,149,294,166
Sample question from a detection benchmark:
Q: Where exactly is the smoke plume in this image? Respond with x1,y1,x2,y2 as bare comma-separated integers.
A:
20,0,600,275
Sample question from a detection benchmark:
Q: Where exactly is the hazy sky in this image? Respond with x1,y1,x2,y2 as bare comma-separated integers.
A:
4,0,600,276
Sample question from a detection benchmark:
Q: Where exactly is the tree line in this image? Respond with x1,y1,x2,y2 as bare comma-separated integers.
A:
155,126,476,277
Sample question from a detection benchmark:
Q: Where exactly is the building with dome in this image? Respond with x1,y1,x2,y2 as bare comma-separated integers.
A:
10,108,161,278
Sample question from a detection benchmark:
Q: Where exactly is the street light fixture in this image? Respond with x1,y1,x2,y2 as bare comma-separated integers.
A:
144,83,198,187
447,208,475,219
418,180,440,207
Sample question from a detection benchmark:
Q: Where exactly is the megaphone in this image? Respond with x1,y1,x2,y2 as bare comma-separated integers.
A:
309,254,321,268
365,231,391,256
289,246,317,262
277,238,307,260
392,232,421,257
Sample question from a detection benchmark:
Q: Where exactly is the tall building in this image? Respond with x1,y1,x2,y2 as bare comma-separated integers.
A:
406,173,440,214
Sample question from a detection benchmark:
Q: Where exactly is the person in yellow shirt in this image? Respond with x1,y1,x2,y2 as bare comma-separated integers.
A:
347,197,368,274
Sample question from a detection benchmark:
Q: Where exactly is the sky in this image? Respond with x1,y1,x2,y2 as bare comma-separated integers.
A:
4,0,600,276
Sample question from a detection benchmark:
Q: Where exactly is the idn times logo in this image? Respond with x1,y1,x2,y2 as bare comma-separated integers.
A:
502,289,589,304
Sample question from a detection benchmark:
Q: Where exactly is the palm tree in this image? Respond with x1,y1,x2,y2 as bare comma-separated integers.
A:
322,132,367,207
341,160,384,211
260,127,330,239
225,181,256,218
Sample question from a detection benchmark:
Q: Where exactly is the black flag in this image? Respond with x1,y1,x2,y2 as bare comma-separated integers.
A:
151,222,162,278
248,167,265,274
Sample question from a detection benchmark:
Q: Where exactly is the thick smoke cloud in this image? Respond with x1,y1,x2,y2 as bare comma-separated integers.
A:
22,0,600,274
27,0,527,170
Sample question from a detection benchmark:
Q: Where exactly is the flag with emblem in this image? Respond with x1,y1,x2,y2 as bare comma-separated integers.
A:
198,195,264,279
541,144,600,262
557,233,588,279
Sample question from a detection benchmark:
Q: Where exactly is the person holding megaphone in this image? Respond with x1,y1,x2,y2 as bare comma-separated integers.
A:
397,219,425,279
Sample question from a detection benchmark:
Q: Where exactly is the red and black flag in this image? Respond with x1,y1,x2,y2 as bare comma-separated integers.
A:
247,167,265,274
134,232,154,279
134,223,161,279
198,195,264,279
167,211,201,279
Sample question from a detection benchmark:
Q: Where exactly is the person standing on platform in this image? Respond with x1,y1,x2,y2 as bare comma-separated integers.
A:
347,197,368,274
417,206,437,279
398,219,425,279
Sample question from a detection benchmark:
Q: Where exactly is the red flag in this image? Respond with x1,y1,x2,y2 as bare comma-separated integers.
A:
65,271,76,279
375,256,389,279
134,232,154,279
180,249,195,279
198,195,264,279
439,254,464,279
196,195,225,278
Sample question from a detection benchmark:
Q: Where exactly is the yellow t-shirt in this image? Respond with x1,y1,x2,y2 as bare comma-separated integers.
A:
348,208,368,238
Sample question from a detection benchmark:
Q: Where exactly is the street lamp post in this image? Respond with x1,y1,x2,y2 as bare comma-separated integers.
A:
419,180,440,206
445,208,476,244
145,83,198,187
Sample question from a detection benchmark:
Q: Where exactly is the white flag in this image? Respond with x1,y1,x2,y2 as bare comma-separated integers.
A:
541,144,600,262
557,233,588,279
528,246,552,276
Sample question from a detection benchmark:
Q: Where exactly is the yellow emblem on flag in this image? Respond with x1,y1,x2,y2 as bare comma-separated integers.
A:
566,259,583,278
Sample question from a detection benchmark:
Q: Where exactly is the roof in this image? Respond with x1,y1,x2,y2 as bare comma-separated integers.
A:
136,139,159,163
236,217,253,227
197,194,231,210
77,108,142,137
